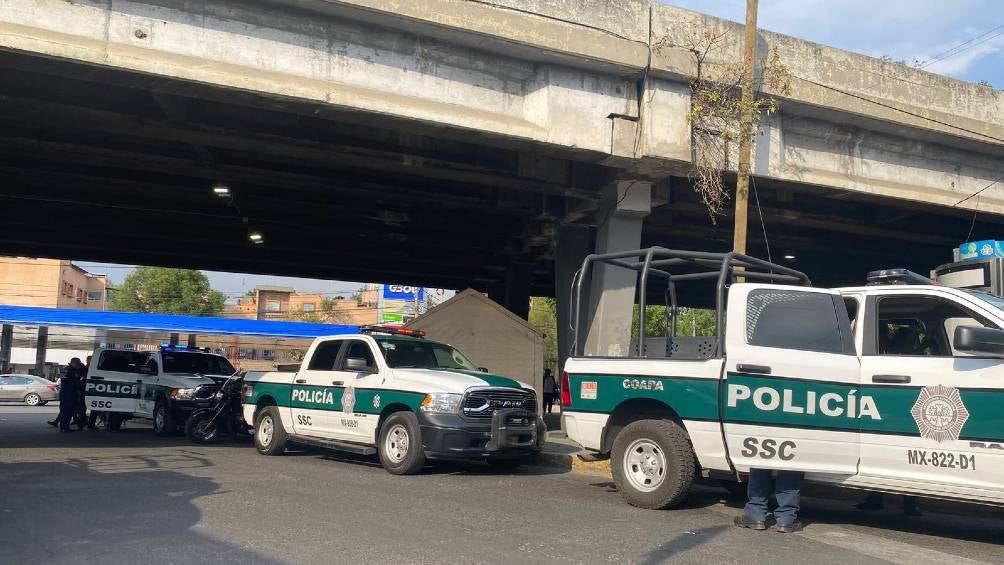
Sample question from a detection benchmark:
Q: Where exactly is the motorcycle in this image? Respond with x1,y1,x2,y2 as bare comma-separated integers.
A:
185,372,249,444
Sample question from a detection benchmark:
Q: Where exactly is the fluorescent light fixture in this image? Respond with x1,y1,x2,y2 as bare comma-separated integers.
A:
212,183,231,197
248,232,264,244
784,254,796,260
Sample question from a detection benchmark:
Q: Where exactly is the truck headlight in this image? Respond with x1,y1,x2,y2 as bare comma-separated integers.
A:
420,393,462,413
171,388,198,400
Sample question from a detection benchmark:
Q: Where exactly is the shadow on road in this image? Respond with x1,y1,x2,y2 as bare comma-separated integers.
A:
636,525,730,565
0,454,279,564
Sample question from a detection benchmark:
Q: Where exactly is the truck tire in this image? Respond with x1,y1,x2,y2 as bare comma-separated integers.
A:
378,412,425,475
153,400,176,437
611,419,695,510
254,406,287,456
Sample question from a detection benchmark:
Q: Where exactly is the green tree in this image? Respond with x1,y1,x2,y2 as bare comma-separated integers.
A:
632,305,717,341
109,267,225,315
529,297,559,377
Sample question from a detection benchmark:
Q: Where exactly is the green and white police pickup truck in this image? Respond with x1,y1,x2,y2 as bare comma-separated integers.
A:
84,345,238,434
242,326,545,474
561,248,1004,509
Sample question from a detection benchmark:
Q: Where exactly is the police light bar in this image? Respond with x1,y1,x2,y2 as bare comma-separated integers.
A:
866,268,938,286
160,344,210,352
359,325,426,338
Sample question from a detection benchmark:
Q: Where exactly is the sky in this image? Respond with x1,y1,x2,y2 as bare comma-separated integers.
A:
665,0,1004,87
75,1,1002,295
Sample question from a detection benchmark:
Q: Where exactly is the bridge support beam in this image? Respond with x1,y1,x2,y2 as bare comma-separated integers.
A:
0,324,12,373
488,262,533,320
584,180,652,357
554,225,592,373
34,326,47,377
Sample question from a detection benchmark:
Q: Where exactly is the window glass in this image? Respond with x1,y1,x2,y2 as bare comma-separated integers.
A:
302,303,315,312
87,291,103,301
746,290,845,353
97,350,148,373
0,377,9,385
267,301,281,311
877,295,991,357
341,341,375,369
11,376,32,385
307,340,344,371
161,352,236,375
377,339,477,370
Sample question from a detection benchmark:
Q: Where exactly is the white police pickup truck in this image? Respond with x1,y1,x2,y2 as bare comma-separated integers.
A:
84,345,237,434
242,326,545,474
561,248,1004,509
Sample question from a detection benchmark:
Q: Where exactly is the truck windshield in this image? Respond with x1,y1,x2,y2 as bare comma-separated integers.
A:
161,352,236,375
964,290,1004,314
376,339,477,370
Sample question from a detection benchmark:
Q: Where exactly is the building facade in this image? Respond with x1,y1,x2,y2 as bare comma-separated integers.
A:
227,285,380,326
0,257,108,310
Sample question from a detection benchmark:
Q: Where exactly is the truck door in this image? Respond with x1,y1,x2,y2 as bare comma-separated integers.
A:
723,284,862,475
85,350,142,414
134,354,159,418
328,338,383,443
290,339,345,438
858,291,1004,496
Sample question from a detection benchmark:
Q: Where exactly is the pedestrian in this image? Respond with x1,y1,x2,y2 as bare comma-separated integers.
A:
49,358,84,433
72,356,91,430
541,369,558,414
734,468,804,533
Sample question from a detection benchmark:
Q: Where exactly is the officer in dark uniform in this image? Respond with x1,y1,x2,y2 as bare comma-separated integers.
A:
54,358,85,432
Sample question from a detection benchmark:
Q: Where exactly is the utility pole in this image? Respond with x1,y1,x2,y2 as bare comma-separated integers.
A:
733,0,759,256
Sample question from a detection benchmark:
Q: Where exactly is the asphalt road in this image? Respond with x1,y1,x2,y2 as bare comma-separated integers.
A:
1,405,1003,565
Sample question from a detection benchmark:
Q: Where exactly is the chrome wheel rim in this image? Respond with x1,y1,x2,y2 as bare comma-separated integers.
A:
195,418,215,440
25,394,39,406
384,424,410,463
259,415,274,447
623,438,667,492
154,407,165,431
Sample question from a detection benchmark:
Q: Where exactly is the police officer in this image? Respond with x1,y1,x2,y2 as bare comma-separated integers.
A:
53,358,85,432
734,468,804,533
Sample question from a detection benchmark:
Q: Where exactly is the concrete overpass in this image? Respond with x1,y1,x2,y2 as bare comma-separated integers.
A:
1,0,1002,355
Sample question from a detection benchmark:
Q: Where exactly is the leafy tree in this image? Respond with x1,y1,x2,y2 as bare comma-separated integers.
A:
109,267,225,315
632,305,717,341
529,297,559,377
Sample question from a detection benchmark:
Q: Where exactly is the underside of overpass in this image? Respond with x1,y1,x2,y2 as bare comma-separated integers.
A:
2,48,1000,304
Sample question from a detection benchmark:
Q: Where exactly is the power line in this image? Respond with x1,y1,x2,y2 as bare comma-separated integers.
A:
918,25,1004,69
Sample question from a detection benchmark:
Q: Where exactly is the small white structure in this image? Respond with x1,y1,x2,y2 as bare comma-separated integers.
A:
406,289,544,403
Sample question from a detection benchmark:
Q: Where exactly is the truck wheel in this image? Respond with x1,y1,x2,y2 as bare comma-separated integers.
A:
378,412,425,475
611,419,695,510
254,406,287,456
153,400,175,437
24,393,41,406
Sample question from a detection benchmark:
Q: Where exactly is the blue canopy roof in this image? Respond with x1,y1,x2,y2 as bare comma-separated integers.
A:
0,304,358,339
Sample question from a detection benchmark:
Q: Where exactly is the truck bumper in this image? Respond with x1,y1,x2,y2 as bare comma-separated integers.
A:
418,409,545,461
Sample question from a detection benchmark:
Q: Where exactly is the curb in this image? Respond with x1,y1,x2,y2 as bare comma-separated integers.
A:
534,451,612,476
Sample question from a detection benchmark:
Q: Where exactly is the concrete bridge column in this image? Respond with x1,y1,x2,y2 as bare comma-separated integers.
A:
584,180,652,357
488,262,533,319
34,326,47,377
0,324,12,372
554,225,592,373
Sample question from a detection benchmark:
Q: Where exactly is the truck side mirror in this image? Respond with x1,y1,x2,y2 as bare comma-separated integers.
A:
954,326,1004,357
345,357,371,372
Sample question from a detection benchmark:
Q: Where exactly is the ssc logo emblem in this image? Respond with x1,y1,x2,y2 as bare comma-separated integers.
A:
342,386,356,414
910,385,969,443
372,394,381,410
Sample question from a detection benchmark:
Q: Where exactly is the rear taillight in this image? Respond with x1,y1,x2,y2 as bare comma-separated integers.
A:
47,385,57,392
560,371,571,407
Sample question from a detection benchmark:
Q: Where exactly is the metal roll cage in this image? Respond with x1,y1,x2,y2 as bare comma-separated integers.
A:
570,247,811,358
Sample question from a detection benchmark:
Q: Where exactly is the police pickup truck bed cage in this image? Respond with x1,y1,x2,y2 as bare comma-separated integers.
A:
571,247,810,358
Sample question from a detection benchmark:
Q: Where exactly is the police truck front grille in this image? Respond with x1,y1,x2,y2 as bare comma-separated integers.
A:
462,389,536,419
